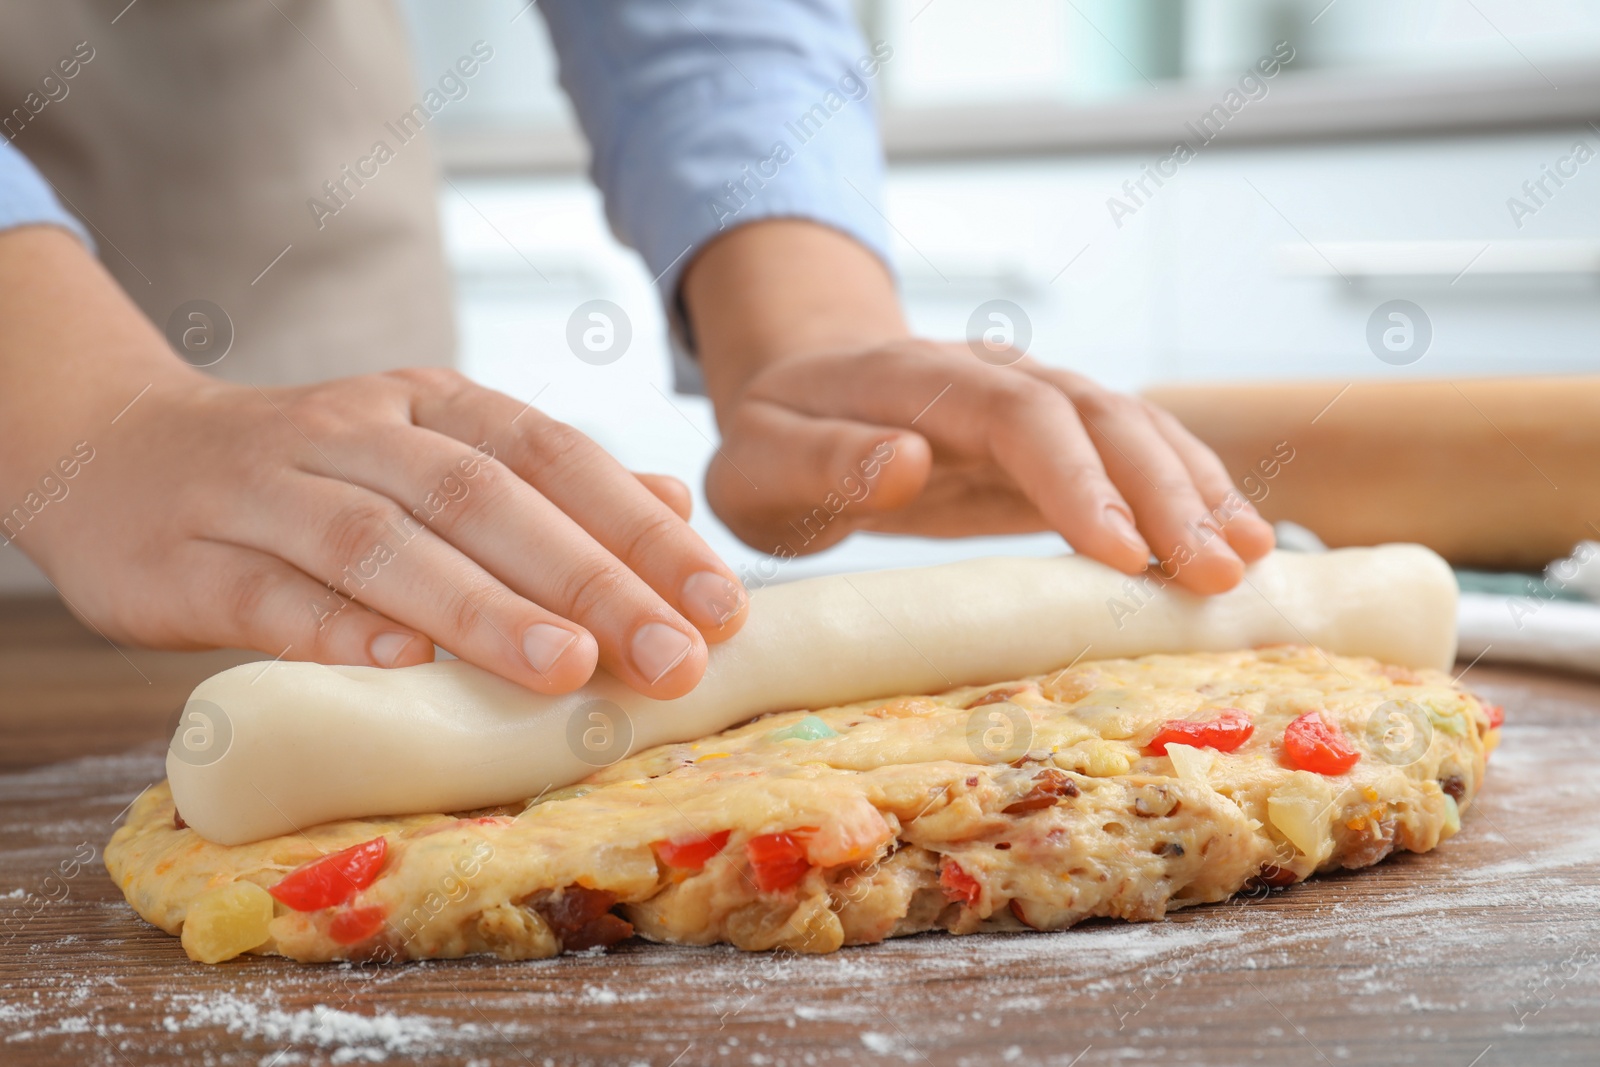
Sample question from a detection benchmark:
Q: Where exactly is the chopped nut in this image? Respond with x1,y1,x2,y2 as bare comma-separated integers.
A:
1132,786,1180,819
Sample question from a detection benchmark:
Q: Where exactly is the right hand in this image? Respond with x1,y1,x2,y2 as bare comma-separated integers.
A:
707,343,1276,593
1,230,745,699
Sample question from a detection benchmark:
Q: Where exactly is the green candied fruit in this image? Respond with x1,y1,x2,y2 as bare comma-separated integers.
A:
1427,703,1468,737
767,715,840,742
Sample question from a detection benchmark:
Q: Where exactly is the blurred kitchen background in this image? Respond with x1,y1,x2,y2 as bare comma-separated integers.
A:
401,0,1600,577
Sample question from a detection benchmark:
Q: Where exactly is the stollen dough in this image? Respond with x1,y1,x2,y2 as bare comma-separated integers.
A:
112,644,1495,964
168,545,1457,844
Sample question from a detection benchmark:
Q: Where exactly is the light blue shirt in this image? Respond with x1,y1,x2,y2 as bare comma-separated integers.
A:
540,0,892,319
0,139,91,246
2,0,892,365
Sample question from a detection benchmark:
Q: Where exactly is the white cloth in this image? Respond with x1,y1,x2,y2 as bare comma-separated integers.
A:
1271,523,1600,676
1457,593,1600,676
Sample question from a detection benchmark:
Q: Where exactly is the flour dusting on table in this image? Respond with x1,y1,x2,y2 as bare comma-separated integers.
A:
6,682,1600,1066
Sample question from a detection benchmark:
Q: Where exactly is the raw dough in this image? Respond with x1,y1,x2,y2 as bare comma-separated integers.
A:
167,545,1457,844
109,645,1495,964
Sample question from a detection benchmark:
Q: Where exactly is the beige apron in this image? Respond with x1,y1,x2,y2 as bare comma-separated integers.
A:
0,0,455,386
0,0,455,592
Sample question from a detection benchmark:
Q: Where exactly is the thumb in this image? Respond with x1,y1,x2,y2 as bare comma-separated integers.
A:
707,398,931,556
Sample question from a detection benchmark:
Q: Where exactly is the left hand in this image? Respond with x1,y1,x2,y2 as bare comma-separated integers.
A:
705,340,1275,595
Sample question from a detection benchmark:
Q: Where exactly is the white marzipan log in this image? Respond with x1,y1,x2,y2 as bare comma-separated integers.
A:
168,545,1458,844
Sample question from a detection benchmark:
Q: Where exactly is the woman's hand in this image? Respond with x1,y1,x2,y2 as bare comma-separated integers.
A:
683,219,1274,595
0,227,745,698
707,343,1275,593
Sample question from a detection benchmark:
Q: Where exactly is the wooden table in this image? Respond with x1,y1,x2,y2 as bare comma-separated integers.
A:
3,596,1599,1066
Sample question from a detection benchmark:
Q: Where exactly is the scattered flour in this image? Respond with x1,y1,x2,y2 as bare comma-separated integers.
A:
859,1030,916,1058
6,700,1600,1065
166,992,481,1062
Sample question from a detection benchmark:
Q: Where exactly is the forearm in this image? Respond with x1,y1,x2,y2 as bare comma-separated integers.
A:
682,219,908,420
0,226,196,503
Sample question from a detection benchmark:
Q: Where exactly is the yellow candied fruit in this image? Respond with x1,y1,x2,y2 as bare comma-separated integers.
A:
1266,772,1335,864
1077,739,1134,777
180,881,275,964
696,752,731,762
1344,805,1384,833
1164,743,1217,783
1361,786,1380,803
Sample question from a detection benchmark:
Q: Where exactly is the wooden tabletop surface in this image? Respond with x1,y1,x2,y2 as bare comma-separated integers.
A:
3,595,1599,1067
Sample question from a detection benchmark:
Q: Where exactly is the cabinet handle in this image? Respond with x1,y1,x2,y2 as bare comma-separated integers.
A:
1276,239,1600,278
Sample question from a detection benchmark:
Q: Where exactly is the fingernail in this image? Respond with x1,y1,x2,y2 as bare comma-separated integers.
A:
522,623,578,676
631,622,694,684
1103,505,1147,554
680,571,745,629
371,632,416,668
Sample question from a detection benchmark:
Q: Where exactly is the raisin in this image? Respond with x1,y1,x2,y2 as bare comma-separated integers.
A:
524,886,633,951
1002,769,1079,814
173,810,188,831
1257,864,1298,888
1440,776,1466,802
1153,842,1184,858
994,842,1011,850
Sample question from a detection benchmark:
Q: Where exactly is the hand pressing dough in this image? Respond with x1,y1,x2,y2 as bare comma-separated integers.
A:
109,645,1496,964
167,545,1457,845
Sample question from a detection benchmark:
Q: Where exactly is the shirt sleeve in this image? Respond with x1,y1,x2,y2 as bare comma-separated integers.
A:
0,140,92,246
538,0,893,380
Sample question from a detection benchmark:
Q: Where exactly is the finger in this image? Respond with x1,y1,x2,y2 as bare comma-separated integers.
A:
313,418,717,697
1143,402,1276,563
317,433,705,695
635,472,693,521
227,472,607,695
709,398,931,555
1030,370,1245,594
169,539,435,669
401,370,748,647
747,346,1150,573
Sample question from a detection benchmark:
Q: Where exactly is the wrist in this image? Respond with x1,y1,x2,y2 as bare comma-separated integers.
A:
0,226,200,503
680,219,909,418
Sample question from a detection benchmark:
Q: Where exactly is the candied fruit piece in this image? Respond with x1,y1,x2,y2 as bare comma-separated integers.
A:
181,881,275,964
